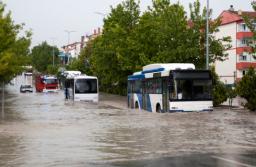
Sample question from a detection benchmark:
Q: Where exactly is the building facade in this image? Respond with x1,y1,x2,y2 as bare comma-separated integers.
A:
214,9,256,85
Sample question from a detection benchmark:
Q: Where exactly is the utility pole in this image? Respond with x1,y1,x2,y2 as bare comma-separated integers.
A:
64,30,75,64
50,37,56,67
65,30,76,45
206,0,209,70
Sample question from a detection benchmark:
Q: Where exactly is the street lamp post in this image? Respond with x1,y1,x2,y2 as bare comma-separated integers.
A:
50,37,56,67
94,12,106,17
65,30,76,45
206,0,209,70
64,30,76,64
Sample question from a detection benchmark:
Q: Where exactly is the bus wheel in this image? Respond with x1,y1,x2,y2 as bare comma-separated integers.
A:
135,101,139,109
156,104,161,113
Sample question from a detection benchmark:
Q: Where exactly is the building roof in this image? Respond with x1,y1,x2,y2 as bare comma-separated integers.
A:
219,10,256,25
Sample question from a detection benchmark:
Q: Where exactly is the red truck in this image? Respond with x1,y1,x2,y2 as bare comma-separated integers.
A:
35,75,59,92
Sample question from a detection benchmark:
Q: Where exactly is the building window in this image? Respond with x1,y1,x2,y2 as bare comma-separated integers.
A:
242,70,246,76
241,39,247,45
243,24,246,31
239,54,247,61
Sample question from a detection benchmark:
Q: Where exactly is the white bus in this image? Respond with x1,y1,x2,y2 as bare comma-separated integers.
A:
63,71,99,102
127,63,213,113
20,72,33,93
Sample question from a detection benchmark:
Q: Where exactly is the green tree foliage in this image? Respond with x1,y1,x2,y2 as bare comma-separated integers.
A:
30,41,59,73
0,2,31,82
236,68,256,111
211,67,228,106
189,0,231,68
89,0,141,95
135,1,192,64
77,0,231,95
243,1,256,59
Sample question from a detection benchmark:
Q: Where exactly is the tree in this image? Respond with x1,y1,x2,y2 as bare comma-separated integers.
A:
211,66,228,106
77,0,231,96
236,67,256,111
89,0,141,95
30,41,59,74
243,1,256,59
135,1,193,65
0,2,31,82
189,0,231,69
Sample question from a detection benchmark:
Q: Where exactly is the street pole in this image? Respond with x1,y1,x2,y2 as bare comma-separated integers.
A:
206,0,209,70
65,30,76,45
64,30,76,64
50,37,56,67
2,81,5,119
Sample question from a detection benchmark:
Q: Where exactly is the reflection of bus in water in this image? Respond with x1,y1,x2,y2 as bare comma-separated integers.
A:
35,75,59,92
128,63,213,113
63,71,99,102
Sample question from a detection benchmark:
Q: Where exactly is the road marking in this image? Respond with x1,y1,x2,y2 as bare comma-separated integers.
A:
212,156,256,167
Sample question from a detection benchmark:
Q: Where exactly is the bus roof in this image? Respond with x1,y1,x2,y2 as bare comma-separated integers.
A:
24,72,33,76
63,71,81,78
44,75,57,79
128,63,196,80
142,63,195,72
74,75,97,79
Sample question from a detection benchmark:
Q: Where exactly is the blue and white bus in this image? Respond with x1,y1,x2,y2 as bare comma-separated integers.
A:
127,63,213,113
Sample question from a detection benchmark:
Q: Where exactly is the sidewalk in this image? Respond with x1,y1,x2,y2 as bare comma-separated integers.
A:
221,96,246,109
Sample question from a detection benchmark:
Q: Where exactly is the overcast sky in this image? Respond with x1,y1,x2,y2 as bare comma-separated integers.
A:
3,0,254,48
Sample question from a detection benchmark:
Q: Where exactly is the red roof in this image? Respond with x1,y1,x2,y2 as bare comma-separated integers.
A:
218,10,256,25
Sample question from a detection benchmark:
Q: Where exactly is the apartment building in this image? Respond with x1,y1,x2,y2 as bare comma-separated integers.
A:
214,7,256,85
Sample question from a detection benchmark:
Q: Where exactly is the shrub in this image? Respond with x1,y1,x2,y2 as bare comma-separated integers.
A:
211,67,228,106
236,67,256,111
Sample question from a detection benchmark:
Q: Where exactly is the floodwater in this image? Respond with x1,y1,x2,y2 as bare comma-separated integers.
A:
0,79,256,167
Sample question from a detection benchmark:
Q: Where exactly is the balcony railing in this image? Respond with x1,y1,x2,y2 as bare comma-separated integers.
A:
236,47,252,55
236,32,253,39
236,62,256,70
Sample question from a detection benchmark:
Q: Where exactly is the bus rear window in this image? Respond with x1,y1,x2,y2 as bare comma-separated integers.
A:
75,79,97,94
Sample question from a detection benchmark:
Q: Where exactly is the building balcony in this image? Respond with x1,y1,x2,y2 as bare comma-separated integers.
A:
236,47,252,55
236,62,256,70
236,32,253,39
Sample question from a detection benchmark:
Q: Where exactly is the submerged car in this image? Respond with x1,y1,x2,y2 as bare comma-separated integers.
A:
20,85,33,93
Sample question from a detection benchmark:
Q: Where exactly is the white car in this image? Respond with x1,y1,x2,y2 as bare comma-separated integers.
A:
20,85,33,93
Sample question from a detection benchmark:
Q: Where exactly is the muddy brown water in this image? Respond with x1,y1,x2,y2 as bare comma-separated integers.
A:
0,80,256,166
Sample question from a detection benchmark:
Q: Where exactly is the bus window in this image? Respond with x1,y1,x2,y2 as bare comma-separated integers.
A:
75,79,97,94
193,80,212,100
175,80,193,100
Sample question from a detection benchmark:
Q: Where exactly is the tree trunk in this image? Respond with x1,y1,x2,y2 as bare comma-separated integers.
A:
1,81,4,118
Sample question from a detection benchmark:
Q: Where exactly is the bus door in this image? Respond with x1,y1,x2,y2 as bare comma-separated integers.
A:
129,81,134,108
162,77,169,113
142,80,147,110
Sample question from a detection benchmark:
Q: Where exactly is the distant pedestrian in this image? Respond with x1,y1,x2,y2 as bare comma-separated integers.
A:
65,87,69,99
227,86,237,108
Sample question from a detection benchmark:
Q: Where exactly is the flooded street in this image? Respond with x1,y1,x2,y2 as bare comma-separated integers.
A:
0,82,256,166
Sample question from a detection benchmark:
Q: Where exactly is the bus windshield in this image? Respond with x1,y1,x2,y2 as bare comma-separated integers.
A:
173,79,212,100
44,79,58,84
170,71,212,101
75,79,97,94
